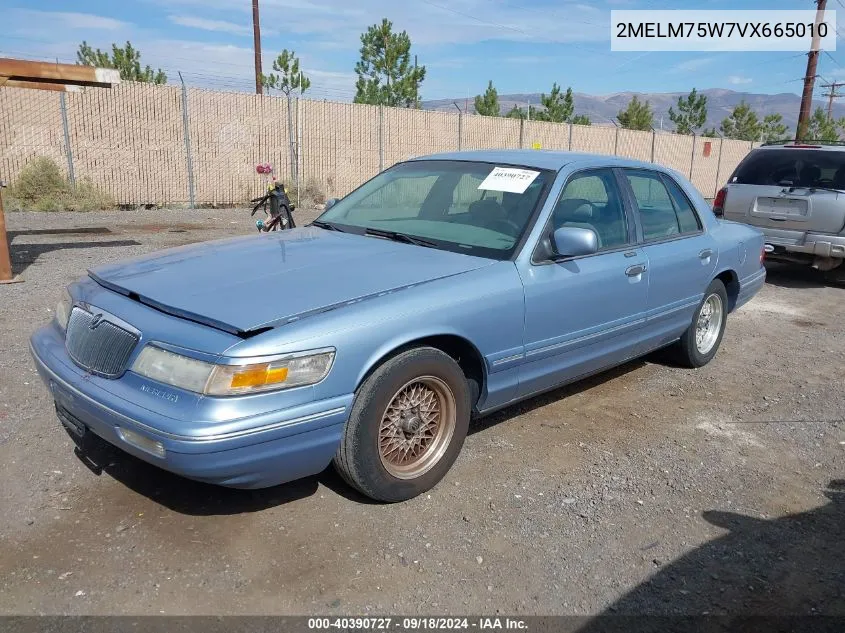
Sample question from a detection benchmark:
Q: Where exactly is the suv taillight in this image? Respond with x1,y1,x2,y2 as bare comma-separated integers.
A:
713,187,727,217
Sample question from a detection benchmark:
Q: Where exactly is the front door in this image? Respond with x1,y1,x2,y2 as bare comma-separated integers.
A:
517,168,650,398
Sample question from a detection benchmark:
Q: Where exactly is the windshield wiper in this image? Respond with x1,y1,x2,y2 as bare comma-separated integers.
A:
310,220,345,232
785,186,845,194
364,228,438,248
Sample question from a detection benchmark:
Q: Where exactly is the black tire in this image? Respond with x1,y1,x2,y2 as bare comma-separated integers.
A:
823,262,845,287
334,347,471,502
675,279,729,368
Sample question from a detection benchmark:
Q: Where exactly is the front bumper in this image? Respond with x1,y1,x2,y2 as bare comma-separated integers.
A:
759,227,845,259
30,324,352,489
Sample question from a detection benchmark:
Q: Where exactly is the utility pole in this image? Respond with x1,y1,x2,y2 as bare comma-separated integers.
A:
796,0,827,141
820,81,845,118
252,0,263,94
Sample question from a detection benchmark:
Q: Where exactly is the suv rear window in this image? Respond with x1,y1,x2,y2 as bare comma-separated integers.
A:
732,148,845,188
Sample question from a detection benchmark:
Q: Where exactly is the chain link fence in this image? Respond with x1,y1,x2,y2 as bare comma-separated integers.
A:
0,82,759,207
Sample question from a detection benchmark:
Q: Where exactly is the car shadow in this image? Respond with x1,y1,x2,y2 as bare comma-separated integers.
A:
69,358,665,514
574,480,845,630
69,427,377,515
7,228,141,276
469,359,648,436
763,262,829,289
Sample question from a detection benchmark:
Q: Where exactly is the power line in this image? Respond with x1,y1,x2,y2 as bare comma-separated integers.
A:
820,80,845,116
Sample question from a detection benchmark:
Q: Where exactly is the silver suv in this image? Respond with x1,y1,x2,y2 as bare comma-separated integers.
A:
716,140,845,282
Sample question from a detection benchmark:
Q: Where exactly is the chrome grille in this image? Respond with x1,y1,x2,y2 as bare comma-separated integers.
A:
65,307,139,378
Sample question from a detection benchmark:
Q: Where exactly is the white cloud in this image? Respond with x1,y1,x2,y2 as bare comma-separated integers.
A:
11,9,127,31
168,16,252,36
672,57,715,73
153,0,609,47
728,75,753,85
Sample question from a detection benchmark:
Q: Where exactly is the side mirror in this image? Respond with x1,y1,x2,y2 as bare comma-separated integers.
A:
552,226,598,258
324,198,340,211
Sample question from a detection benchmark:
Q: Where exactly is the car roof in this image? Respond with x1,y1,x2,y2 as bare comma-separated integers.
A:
410,149,665,172
753,141,845,152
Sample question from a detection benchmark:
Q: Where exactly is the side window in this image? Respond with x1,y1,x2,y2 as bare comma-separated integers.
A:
551,169,629,249
623,170,699,241
662,176,702,233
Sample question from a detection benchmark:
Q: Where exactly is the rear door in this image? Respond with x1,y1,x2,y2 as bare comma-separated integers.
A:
620,169,717,351
723,148,845,234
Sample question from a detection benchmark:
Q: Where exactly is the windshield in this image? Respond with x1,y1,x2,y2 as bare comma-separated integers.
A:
316,160,553,259
732,149,845,189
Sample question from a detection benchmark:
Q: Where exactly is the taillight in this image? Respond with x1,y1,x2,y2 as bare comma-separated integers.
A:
760,246,766,265
713,187,727,217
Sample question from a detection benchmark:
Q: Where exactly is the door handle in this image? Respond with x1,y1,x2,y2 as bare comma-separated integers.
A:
698,249,713,259
625,264,647,277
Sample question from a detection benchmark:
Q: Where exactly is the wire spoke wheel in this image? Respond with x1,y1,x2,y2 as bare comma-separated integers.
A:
695,293,724,355
378,376,457,480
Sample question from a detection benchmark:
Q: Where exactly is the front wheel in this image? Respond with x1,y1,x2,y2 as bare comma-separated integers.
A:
675,279,728,368
333,347,471,502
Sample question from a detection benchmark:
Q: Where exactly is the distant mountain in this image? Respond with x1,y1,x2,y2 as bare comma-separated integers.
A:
422,88,845,134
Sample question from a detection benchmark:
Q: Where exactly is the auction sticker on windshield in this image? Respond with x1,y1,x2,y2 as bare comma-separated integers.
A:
478,167,540,194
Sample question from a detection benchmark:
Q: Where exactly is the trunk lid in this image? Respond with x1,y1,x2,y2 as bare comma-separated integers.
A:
723,184,845,234
723,146,845,234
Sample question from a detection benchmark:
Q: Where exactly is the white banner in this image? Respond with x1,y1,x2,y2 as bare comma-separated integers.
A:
611,10,837,52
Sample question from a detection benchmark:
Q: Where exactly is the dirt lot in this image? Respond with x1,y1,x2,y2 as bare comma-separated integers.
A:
1,209,843,617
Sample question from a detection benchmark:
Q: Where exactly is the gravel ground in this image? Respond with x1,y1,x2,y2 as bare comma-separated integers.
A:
0,209,843,617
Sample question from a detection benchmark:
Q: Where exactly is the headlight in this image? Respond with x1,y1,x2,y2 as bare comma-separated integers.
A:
132,346,214,394
131,346,335,396
55,289,72,331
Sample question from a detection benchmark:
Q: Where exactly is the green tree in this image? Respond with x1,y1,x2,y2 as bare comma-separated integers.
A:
571,114,591,126
474,81,500,116
668,88,707,135
761,113,789,143
806,107,840,142
702,127,718,137
720,101,761,141
261,49,311,96
77,41,166,84
538,83,574,123
617,96,653,130
353,19,425,107
505,104,541,120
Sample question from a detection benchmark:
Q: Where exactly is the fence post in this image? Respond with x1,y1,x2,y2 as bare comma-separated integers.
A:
519,118,524,149
378,104,384,172
568,122,573,150
178,73,196,208
59,92,75,187
613,124,619,155
714,136,725,197
689,133,696,180
650,129,656,162
296,97,302,208
457,111,463,150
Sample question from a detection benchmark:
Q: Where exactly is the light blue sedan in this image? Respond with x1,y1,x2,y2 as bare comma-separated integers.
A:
30,151,766,502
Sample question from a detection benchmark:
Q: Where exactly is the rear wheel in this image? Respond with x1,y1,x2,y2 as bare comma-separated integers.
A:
675,279,728,368
823,261,845,286
334,347,471,502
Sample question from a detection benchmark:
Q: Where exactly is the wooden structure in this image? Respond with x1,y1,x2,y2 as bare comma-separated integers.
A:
0,57,119,282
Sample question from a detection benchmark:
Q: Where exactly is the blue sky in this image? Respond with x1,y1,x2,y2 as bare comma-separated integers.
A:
1,0,844,102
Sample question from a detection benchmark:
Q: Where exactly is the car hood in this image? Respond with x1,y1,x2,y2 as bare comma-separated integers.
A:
88,227,494,335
